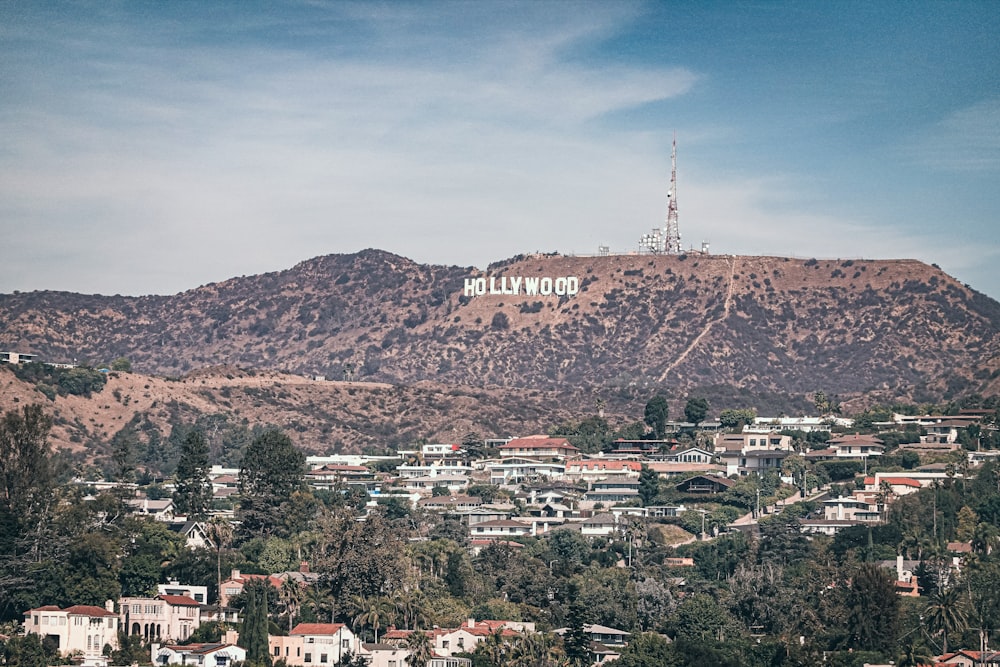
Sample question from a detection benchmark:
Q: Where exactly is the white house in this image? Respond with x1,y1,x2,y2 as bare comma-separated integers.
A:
153,642,245,667
23,603,119,663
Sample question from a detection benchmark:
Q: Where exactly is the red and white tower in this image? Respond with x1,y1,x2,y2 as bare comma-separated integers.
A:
663,132,682,254
638,133,682,254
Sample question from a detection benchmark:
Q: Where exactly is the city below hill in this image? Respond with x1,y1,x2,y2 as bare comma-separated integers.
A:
1,249,999,439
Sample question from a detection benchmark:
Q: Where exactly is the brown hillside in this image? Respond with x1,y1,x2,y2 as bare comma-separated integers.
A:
2,250,999,406
0,364,619,458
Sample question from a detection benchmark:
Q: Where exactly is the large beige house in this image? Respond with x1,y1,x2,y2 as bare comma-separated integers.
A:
120,594,202,643
23,603,119,662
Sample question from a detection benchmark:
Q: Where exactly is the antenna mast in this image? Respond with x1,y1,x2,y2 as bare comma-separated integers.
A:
638,132,682,255
664,132,682,254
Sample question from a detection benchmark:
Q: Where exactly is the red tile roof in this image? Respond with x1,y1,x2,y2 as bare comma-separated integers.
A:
64,605,117,617
159,595,201,607
290,623,346,636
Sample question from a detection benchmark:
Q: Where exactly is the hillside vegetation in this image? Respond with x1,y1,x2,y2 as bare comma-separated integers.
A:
2,250,999,406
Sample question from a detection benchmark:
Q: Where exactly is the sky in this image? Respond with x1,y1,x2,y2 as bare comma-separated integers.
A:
1,0,999,298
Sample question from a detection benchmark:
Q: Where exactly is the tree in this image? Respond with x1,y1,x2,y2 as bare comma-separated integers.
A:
638,466,659,506
683,397,709,426
1,633,50,667
0,404,55,557
204,516,235,604
643,395,669,439
239,428,306,538
109,357,132,372
563,583,592,667
239,582,271,667
844,563,899,653
924,587,967,654
405,630,433,667
896,640,935,667
613,632,673,667
719,408,756,430
173,427,212,518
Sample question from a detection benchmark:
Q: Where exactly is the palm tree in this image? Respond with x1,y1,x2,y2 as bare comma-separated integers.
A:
897,640,935,667
350,595,394,643
204,516,234,604
924,587,968,654
279,578,303,632
405,631,433,667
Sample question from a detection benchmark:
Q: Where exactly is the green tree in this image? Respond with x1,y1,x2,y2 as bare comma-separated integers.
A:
0,404,55,559
173,427,212,518
405,630,433,667
109,357,132,372
643,395,669,440
562,583,592,667
239,582,271,667
923,587,967,654
844,563,899,653
1,633,50,667
719,408,756,430
610,632,673,667
683,397,709,425
896,640,935,667
238,428,306,538
638,466,660,506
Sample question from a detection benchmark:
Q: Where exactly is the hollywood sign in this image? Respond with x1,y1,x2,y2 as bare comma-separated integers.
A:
463,275,580,297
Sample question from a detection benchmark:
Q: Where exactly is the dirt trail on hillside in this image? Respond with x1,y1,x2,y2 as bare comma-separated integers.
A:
658,255,737,383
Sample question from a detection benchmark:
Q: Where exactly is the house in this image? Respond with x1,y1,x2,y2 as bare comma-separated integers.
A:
469,519,533,540
564,459,642,484
219,569,282,607
936,649,1000,666
403,474,470,494
120,594,202,643
660,446,715,464
497,436,580,461
304,464,376,491
417,495,484,511
646,461,726,479
714,432,793,453
0,351,37,364
23,602,120,662
153,642,246,667
747,416,833,433
717,448,791,477
127,497,176,522
269,623,360,666
674,475,735,494
431,619,529,657
167,521,215,550
486,458,565,485
157,582,209,605
580,513,618,538
584,479,640,505
555,624,631,647
604,440,673,457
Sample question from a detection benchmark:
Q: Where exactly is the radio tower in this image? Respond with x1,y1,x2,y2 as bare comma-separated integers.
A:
664,132,682,254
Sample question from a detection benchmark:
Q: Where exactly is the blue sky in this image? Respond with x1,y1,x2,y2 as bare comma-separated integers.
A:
2,0,999,298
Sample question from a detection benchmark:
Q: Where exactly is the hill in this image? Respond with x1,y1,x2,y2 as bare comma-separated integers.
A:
0,364,617,459
2,249,999,410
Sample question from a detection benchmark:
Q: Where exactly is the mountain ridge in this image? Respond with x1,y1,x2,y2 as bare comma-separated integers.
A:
2,249,999,406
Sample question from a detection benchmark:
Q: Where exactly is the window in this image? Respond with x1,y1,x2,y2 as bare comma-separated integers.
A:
59,618,66,626
304,654,312,663
273,648,280,657
41,616,48,625
133,604,141,614
341,640,349,649
33,616,38,625
320,655,328,663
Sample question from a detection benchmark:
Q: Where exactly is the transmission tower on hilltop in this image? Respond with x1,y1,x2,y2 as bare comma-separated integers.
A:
639,133,682,254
